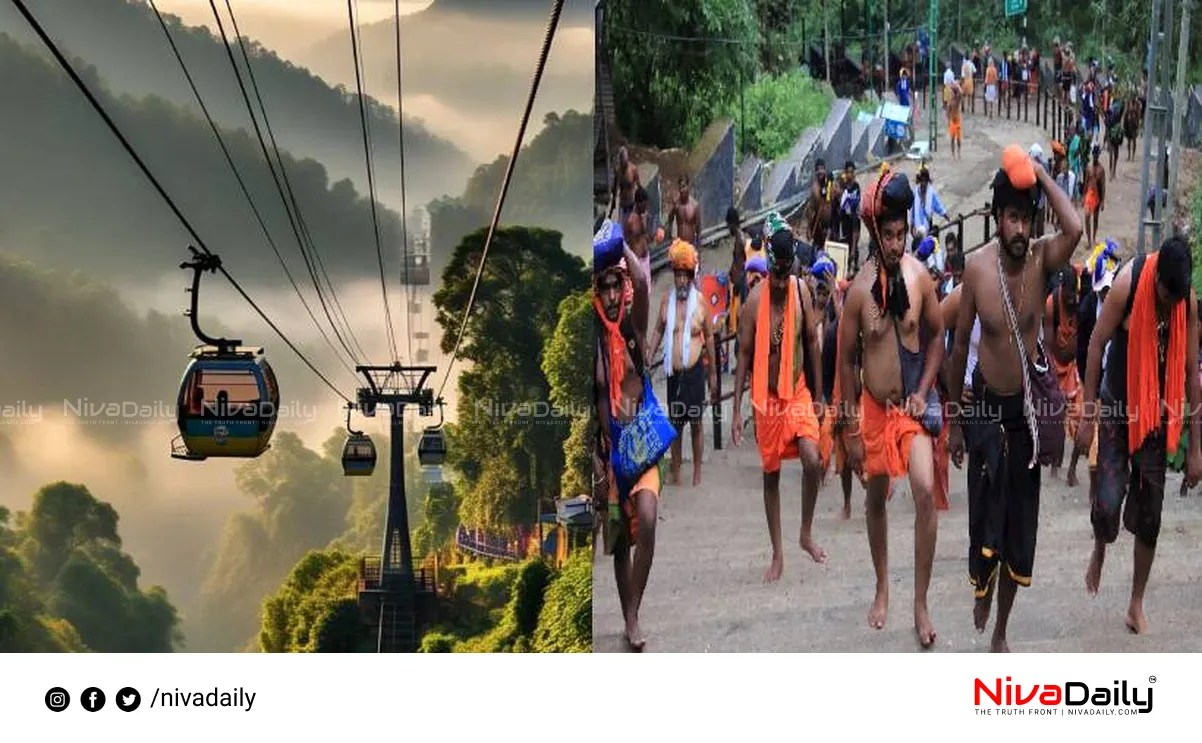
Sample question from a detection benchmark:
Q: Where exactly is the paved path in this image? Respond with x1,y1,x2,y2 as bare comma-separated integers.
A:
595,113,1202,653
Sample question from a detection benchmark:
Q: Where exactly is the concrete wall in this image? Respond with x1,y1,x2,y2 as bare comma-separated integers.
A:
767,127,822,203
638,162,661,233
850,117,870,163
736,155,764,215
821,98,853,170
688,119,736,231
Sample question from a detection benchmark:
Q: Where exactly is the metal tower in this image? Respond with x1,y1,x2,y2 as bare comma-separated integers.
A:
1135,0,1177,255
355,365,439,652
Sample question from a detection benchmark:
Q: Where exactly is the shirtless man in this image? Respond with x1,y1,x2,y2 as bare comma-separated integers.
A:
608,146,641,221
648,240,719,487
947,146,1082,653
839,170,944,648
732,228,827,583
946,82,964,159
594,219,666,651
1078,235,1202,634
667,174,702,246
1044,265,1085,485
623,187,655,328
1083,146,1106,248
806,159,840,249
1124,90,1142,162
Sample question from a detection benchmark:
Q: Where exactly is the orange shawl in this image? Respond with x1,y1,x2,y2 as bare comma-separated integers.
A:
594,295,629,416
1126,252,1187,455
752,279,798,410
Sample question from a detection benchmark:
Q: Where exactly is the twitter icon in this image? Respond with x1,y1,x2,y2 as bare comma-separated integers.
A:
115,687,141,712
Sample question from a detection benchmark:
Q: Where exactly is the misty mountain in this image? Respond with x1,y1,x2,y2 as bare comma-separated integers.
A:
0,252,341,449
0,30,418,289
0,0,475,210
298,0,593,155
420,0,595,23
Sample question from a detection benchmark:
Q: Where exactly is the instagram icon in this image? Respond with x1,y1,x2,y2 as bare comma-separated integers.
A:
45,687,70,712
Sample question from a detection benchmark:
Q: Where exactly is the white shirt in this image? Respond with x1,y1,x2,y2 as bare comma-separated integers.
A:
944,69,955,86
964,317,982,388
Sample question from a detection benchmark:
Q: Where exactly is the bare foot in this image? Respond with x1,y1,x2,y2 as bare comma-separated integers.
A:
1066,468,1078,487
764,553,783,583
1126,605,1148,634
1050,466,1059,480
990,635,1010,653
692,469,702,487
841,503,851,520
867,588,888,629
1085,545,1104,596
974,580,995,634
800,534,828,563
914,604,937,649
623,616,646,651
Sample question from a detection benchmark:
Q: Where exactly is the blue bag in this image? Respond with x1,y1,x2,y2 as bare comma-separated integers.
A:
609,375,677,496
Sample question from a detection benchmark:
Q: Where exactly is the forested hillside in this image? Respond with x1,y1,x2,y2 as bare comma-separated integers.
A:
0,0,474,209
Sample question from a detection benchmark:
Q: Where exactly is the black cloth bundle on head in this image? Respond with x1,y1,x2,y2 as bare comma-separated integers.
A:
769,229,795,268
862,171,914,320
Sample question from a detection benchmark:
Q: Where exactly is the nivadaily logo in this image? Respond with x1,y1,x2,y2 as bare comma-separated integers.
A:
974,677,1154,715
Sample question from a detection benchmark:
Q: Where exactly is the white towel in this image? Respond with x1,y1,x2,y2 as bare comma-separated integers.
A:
664,286,699,377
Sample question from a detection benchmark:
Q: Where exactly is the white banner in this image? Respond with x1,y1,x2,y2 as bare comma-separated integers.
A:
0,653,1190,740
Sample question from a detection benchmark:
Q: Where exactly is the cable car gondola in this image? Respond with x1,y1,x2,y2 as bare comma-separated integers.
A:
171,250,279,461
341,404,377,477
418,399,447,467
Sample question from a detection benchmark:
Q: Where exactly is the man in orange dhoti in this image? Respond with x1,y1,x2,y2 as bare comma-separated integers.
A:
839,170,945,648
1044,265,1086,484
732,228,827,583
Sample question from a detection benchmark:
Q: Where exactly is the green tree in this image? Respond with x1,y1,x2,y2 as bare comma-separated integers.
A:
541,289,595,499
412,482,460,559
12,483,181,652
604,0,759,148
433,226,588,532
533,550,592,653
258,549,362,653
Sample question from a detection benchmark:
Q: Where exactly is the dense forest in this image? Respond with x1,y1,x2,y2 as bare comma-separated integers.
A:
0,30,414,288
0,0,474,209
0,483,179,652
604,0,834,158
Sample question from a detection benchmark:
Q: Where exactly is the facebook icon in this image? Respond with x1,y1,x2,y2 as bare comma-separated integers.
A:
81,687,106,712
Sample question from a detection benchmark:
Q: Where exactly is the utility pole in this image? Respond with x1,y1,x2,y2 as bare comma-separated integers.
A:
355,364,441,652
1136,0,1173,255
824,0,831,85
884,0,891,95
1167,0,1192,225
928,0,939,151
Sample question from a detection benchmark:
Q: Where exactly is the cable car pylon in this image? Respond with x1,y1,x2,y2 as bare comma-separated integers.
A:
353,363,445,651
172,247,279,461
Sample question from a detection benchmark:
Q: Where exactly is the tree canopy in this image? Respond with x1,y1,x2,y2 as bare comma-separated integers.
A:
0,483,180,652
432,225,588,533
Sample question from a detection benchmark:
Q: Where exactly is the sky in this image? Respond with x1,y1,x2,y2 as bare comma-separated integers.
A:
153,0,434,58
150,0,592,161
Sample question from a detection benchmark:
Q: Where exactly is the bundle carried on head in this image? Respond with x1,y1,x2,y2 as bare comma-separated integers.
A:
810,251,837,283
668,239,698,272
991,145,1039,216
593,219,625,276
861,169,915,246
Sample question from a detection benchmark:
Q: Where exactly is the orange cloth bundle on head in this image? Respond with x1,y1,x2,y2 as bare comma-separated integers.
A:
668,239,698,271
1001,144,1037,189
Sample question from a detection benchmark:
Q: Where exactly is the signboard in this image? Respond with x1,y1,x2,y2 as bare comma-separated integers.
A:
823,241,850,280
1005,0,1027,17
